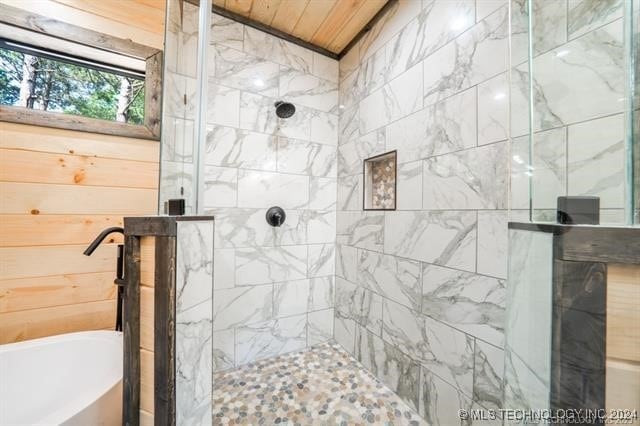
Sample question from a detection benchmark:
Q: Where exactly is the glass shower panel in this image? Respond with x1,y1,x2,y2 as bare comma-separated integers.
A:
510,0,637,225
159,0,209,215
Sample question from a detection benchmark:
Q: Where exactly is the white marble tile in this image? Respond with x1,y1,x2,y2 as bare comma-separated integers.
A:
175,2,199,79
336,244,358,283
337,174,362,211
236,313,307,365
568,0,622,40
420,367,473,426
386,86,477,164
244,26,313,73
213,248,235,290
307,243,335,278
339,39,360,82
203,165,237,208
358,249,421,311
210,208,275,248
359,63,423,134
176,300,213,426
162,117,194,163
511,128,567,210
382,298,475,396
238,91,278,135
304,210,336,245
309,110,338,146
509,0,568,65
478,72,508,145
274,279,310,317
477,210,508,279
309,276,334,312
279,68,339,113
504,349,550,412
308,177,337,210
334,309,357,354
211,13,244,50
338,129,386,176
213,285,273,331
506,229,553,383
206,83,240,127
237,170,309,209
211,45,280,97
163,71,188,119
396,161,423,210
210,207,308,248
204,125,277,171
338,103,360,144
514,19,624,134
312,52,339,83
386,0,476,80
335,277,383,336
355,327,421,411
567,113,625,209
176,220,214,312
276,137,337,177
421,264,506,347
358,0,423,61
160,161,194,211
476,0,507,22
345,47,387,108
337,211,385,252
531,0,568,57
423,5,508,105
473,341,504,411
235,245,307,286
422,142,508,210
384,211,477,271
213,328,235,372
308,308,334,346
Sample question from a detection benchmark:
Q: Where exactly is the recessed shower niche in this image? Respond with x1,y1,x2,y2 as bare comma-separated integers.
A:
363,151,397,210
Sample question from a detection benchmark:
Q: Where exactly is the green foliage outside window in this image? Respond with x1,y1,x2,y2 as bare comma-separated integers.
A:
0,46,145,125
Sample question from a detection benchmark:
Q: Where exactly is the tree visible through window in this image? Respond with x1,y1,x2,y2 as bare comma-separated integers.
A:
0,46,145,125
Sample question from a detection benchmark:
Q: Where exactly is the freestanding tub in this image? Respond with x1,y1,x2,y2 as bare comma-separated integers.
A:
0,330,122,425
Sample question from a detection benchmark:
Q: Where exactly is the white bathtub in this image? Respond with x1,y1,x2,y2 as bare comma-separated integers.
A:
0,330,123,426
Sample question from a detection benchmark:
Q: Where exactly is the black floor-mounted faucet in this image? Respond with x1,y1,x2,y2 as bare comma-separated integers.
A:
84,227,125,331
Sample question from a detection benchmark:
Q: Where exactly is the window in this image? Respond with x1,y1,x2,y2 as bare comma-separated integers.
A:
0,4,162,140
0,40,145,125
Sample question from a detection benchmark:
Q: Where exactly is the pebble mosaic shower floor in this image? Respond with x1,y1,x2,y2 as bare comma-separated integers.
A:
212,342,425,425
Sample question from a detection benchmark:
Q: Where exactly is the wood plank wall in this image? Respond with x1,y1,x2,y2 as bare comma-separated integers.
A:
606,264,640,422
0,0,165,50
0,122,159,343
140,236,156,424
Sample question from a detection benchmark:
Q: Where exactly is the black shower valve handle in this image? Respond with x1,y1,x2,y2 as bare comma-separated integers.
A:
266,206,286,227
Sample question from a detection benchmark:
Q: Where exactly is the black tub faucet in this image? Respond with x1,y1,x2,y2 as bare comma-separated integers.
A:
84,227,125,331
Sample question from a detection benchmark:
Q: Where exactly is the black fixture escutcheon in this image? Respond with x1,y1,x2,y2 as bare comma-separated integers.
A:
266,206,286,227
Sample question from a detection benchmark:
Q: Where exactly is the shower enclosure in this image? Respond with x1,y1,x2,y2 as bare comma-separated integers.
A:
505,0,639,421
154,0,639,424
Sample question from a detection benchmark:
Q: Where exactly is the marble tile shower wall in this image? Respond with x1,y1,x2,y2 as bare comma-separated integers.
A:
336,1,509,424
204,14,339,371
509,0,628,223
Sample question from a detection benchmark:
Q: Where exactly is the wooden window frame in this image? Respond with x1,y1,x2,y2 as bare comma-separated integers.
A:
0,4,163,141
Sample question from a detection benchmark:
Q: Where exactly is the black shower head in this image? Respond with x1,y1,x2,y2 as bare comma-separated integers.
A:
274,101,295,119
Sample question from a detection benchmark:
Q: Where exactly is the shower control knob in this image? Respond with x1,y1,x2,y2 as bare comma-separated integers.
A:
266,206,286,227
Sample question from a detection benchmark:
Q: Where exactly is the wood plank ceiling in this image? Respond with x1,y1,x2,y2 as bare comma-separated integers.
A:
213,0,389,55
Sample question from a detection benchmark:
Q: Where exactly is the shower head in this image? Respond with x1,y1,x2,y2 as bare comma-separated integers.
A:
274,101,295,119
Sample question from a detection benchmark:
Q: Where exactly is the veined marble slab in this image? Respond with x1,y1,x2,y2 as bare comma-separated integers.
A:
176,220,214,426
